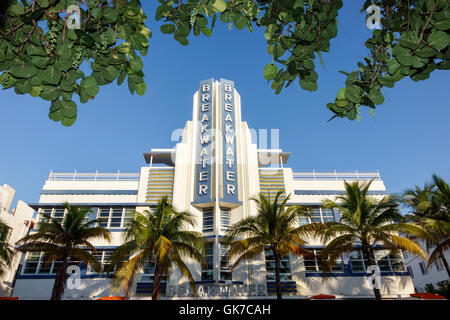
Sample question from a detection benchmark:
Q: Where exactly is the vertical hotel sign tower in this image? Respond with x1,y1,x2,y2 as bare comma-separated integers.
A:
194,78,240,206
195,79,215,203
220,79,239,204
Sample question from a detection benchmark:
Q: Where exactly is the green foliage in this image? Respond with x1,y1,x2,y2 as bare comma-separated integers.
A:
0,0,151,126
155,0,448,121
16,202,111,300
156,0,342,98
110,196,205,300
328,0,449,120
1,1,449,125
425,280,450,299
402,175,450,274
224,191,318,299
0,219,14,279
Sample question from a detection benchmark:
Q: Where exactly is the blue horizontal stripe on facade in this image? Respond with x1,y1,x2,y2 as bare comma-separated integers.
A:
217,281,244,285
29,227,128,233
16,274,114,280
305,271,409,277
136,280,245,285
136,282,166,294
302,244,387,249
40,190,138,195
294,190,388,195
28,203,156,209
266,281,297,293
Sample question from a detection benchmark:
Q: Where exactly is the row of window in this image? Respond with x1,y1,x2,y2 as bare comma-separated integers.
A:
203,206,336,235
98,208,133,228
38,205,336,232
306,249,405,273
23,250,118,275
303,249,343,272
264,248,406,280
299,207,335,225
23,247,407,279
23,252,81,275
38,207,134,229
408,258,446,278
39,206,234,232
38,208,68,225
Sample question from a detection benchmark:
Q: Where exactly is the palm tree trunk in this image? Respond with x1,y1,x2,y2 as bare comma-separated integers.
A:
364,245,382,300
439,251,450,278
273,248,282,299
51,258,68,300
152,265,163,300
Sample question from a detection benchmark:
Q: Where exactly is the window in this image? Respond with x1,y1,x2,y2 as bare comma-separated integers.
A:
303,249,343,272
374,250,391,272
389,251,406,272
436,258,444,272
407,266,414,278
419,262,428,275
23,252,79,275
311,208,322,223
299,216,309,226
23,252,41,274
303,251,318,271
350,250,367,272
52,208,65,224
202,242,214,280
39,209,52,223
202,208,214,233
299,207,335,225
402,250,408,259
265,247,292,281
220,208,231,233
97,207,134,228
140,257,167,282
220,243,232,280
321,209,334,223
110,208,123,227
88,250,115,273
350,249,405,272
141,260,155,282
38,208,66,224
123,208,134,227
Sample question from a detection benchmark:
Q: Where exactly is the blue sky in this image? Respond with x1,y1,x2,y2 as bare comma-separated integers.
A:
0,2,448,207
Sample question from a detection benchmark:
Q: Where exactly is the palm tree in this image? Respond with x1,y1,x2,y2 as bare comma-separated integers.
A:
403,175,450,277
0,219,14,280
16,202,111,300
403,184,435,219
318,180,427,300
431,174,450,215
110,196,206,300
224,191,320,299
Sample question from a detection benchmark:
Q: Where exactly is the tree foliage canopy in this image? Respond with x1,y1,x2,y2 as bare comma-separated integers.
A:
0,0,150,126
0,0,448,125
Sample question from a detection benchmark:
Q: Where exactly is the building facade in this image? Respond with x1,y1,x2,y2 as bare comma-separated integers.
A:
0,184,34,296
404,244,449,293
13,79,415,299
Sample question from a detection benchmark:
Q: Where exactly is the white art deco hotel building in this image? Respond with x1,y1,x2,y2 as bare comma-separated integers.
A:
12,79,414,299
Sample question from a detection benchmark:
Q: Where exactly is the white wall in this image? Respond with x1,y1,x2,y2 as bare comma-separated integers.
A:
404,243,450,292
0,185,34,296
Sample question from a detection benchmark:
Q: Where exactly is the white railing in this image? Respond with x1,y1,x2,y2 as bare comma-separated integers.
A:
48,170,140,181
293,170,381,181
